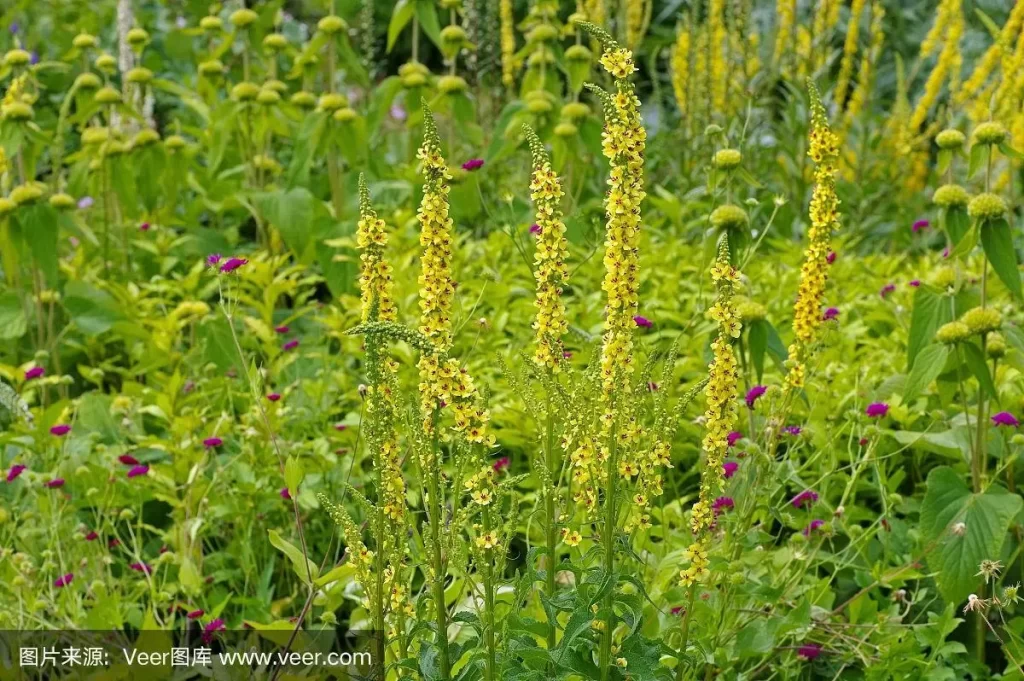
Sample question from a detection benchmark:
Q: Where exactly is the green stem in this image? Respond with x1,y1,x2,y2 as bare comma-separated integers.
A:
483,507,497,681
544,395,558,654
675,586,697,681
599,417,618,680
426,409,452,680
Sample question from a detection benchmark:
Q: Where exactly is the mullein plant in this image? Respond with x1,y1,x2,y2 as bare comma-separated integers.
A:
321,177,412,677
908,0,962,138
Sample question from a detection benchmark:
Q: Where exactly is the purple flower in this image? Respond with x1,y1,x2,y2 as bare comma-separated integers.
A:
282,340,299,351
529,223,541,234
126,465,149,479
784,426,802,436
85,530,98,541
187,609,205,619
791,490,818,508
880,283,896,298
745,385,767,408
723,461,739,478
206,253,222,267
77,196,94,210
6,464,26,482
633,315,652,329
202,437,223,448
909,280,921,287
202,618,225,644
266,393,281,402
9,22,19,34
712,496,734,515
563,351,573,359
29,51,38,65
493,456,510,473
803,519,825,536
826,251,836,265
280,487,291,500
139,222,150,232
797,643,822,660
858,437,869,447
129,562,152,574
219,257,248,273
461,158,485,171
118,454,140,465
992,412,1020,427
334,424,348,432
390,104,407,122
50,424,71,436
176,16,188,29
822,307,839,321
912,219,929,233
865,402,889,418
25,366,44,380
727,431,742,447
45,478,65,489
942,248,950,259
274,325,290,334
54,573,74,588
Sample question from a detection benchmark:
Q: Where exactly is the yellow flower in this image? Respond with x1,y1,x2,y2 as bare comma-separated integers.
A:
670,19,692,121
500,0,516,87
357,176,397,324
834,0,868,106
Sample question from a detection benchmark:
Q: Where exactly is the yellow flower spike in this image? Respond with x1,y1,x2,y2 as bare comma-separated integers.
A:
500,0,516,87
708,0,726,112
833,0,867,106
670,17,691,122
910,0,963,134
523,125,569,372
356,176,397,324
784,81,840,396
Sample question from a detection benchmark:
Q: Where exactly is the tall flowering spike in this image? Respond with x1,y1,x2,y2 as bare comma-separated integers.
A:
670,16,691,122
357,175,397,324
708,0,726,112
833,0,867,106
499,0,515,87
773,0,796,73
785,81,840,394
523,125,569,371
680,240,741,587
909,0,962,134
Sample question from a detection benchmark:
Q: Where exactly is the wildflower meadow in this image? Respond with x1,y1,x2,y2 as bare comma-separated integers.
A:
3,0,1024,679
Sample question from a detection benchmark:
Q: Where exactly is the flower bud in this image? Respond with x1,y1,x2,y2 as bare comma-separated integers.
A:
230,9,259,28
713,148,742,170
972,121,1007,146
74,72,102,89
710,204,748,230
932,184,970,208
73,33,98,50
317,15,347,34
967,193,1007,221
935,128,965,149
3,49,31,67
95,86,121,105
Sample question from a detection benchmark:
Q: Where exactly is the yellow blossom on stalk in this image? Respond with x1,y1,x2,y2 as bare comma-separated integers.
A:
920,0,952,59
785,82,840,394
500,0,516,87
523,125,569,371
625,0,651,50
957,1,1024,107
773,0,796,73
708,0,726,113
843,1,885,126
833,0,867,106
357,177,396,324
680,242,740,587
909,0,962,135
670,19,691,121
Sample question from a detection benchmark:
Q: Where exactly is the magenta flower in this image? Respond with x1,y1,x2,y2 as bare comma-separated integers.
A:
826,251,836,265
797,643,822,660
206,253,222,267
334,424,348,432
723,461,739,478
822,307,839,321
942,248,950,259
529,223,541,234
865,402,889,418
84,531,98,541
461,158,485,171
6,464,26,482
647,381,659,392
126,465,149,479
118,454,140,465
671,606,685,616
912,219,929,233
803,519,825,536
219,257,248,273
909,279,921,287
50,424,71,436
633,315,652,328
202,618,225,644
992,412,1020,427
745,385,767,408
202,437,223,448
187,609,205,619
129,562,152,574
45,478,65,488
880,283,896,298
54,573,74,588
791,490,818,508
784,426,802,436
282,340,299,351
109,538,121,548
139,222,151,232
267,393,281,402
274,325,290,334
563,351,573,359
493,456,510,473
280,487,291,500
77,196,94,210
24,366,44,380
712,496,734,515
727,431,742,447
858,437,869,447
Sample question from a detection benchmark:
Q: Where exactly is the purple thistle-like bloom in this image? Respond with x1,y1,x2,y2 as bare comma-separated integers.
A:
25,366,44,380
206,254,222,267
912,219,929,233
45,478,65,488
334,424,348,432
139,222,150,232
791,490,818,508
822,307,839,321
282,340,299,351
529,223,541,234
274,325,290,334
633,315,652,328
85,530,98,541
803,519,825,536
219,257,248,273
493,456,511,473
797,643,822,660
126,465,149,479
130,562,152,574
50,424,71,436
267,393,281,402
727,431,742,447
712,496,734,515
54,573,74,588
784,426,802,436
29,51,38,65
992,412,1020,427
390,104,407,122
77,196,94,210
9,22,19,34
909,280,921,287
203,437,223,448
826,251,836,265
7,464,26,482
187,609,205,619
880,283,896,298
119,454,139,465
280,487,291,500
202,618,225,644
723,461,739,478
461,158,485,171
865,402,889,418
745,385,767,408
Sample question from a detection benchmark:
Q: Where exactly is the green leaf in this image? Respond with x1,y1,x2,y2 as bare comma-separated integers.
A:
63,281,125,334
415,0,443,50
937,148,952,176
0,292,27,340
960,342,998,400
748,318,767,381
979,218,1022,299
178,557,203,594
944,206,970,247
199,317,246,376
968,143,987,178
999,141,1024,160
920,466,1022,603
267,529,319,585
905,343,950,402
284,456,303,497
386,0,416,52
907,285,952,369
17,203,59,286
254,188,319,264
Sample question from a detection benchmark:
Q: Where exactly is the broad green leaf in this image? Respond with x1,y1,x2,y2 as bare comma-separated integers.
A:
63,281,125,334
967,143,986,178
943,206,969,247
284,456,303,497
199,317,246,375
748,318,767,381
18,203,59,286
0,292,27,340
960,341,997,400
414,0,443,50
979,218,1022,299
178,557,202,594
907,285,952,369
905,343,950,402
267,529,319,585
937,148,952,175
920,466,1022,603
386,0,416,52
999,141,1024,160
254,188,318,264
